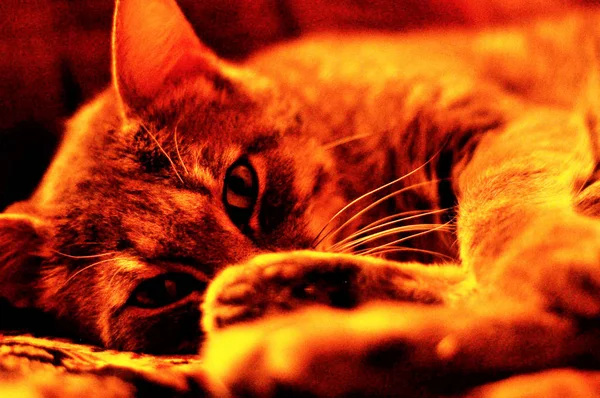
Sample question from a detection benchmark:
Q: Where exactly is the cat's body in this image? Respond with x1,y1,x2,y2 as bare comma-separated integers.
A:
1,0,600,394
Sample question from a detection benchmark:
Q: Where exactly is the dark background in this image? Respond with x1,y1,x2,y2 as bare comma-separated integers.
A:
0,0,594,211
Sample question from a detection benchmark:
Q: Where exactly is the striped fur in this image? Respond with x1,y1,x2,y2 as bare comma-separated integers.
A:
1,1,600,395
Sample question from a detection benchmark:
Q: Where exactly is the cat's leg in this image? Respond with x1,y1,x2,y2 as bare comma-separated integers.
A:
467,369,600,398
456,106,600,318
202,302,600,397
200,109,600,398
202,251,467,332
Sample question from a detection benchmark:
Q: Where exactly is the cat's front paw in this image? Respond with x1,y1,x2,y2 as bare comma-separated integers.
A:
202,251,458,332
492,216,600,319
202,252,361,331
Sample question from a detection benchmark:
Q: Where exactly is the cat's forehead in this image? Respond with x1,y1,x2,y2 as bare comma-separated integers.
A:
127,82,302,172
141,85,271,141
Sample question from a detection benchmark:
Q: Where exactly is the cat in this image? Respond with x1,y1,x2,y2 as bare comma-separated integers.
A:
1,0,600,394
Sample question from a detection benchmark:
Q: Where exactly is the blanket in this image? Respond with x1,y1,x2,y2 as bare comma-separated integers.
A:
2,302,600,397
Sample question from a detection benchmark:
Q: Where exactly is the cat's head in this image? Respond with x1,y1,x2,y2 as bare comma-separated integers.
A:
0,0,342,353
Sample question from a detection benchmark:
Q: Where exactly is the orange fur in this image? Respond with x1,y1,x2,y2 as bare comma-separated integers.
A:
1,0,600,395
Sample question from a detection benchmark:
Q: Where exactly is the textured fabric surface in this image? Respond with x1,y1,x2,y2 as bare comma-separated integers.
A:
2,314,600,397
0,335,216,398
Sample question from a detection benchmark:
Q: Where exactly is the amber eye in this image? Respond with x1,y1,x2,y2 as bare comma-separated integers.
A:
223,160,258,225
129,274,203,309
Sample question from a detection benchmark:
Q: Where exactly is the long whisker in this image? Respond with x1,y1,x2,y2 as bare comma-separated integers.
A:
329,208,450,251
311,146,445,248
346,207,451,240
329,210,427,251
347,209,433,236
51,250,117,260
336,223,453,253
322,132,373,150
62,257,123,288
315,179,442,249
140,123,184,185
450,237,460,251
362,246,456,262
334,222,453,253
358,221,454,256
173,125,189,175
61,243,108,251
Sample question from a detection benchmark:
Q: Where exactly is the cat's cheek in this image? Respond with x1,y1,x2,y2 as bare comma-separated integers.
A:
104,293,204,354
0,213,52,308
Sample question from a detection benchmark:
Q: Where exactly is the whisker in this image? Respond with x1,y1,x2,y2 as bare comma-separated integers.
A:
362,246,456,262
334,222,453,253
311,146,446,248
358,221,454,256
173,125,189,175
322,132,373,151
62,257,123,288
52,250,117,260
337,223,453,253
351,207,451,238
329,208,450,251
62,242,107,247
316,179,442,249
348,209,432,235
140,123,185,185
450,237,460,251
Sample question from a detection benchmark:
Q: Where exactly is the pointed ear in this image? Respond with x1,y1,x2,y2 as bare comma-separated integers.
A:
112,0,227,113
0,214,48,307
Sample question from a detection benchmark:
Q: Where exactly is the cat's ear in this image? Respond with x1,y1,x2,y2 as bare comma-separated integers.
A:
0,214,48,307
112,0,225,113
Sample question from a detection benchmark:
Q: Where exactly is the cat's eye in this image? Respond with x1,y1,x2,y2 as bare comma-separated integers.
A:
128,273,204,309
223,160,258,225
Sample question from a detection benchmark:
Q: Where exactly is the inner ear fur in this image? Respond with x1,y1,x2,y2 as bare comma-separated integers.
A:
0,214,49,308
112,0,231,114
